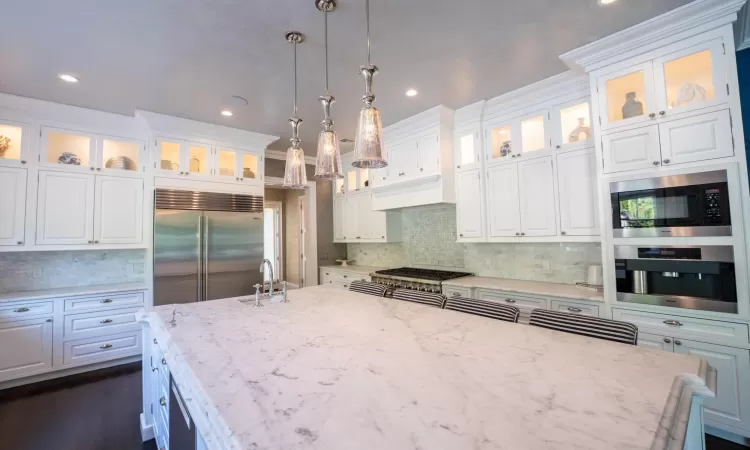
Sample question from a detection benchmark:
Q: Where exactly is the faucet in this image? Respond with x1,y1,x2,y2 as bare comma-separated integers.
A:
260,259,274,296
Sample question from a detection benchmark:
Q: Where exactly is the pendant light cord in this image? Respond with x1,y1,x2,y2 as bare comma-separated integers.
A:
293,41,298,116
366,0,371,65
324,8,329,94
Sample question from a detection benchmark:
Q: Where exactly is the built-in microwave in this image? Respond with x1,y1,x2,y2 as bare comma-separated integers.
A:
610,170,731,238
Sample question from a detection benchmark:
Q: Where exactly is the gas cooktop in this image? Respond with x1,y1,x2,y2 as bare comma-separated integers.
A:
373,267,473,282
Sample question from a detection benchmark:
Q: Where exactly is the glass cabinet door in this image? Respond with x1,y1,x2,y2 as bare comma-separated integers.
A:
240,153,260,180
358,168,369,189
653,39,727,116
101,138,141,172
42,127,96,170
553,99,593,151
0,120,28,166
597,63,656,130
187,143,209,176
157,139,182,173
487,121,519,164
334,177,345,195
519,113,548,156
216,149,236,178
455,128,480,170
346,166,358,192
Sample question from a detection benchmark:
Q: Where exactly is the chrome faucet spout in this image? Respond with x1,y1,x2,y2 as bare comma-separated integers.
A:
260,259,274,296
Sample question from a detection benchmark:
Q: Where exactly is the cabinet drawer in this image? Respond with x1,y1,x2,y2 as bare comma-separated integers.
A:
443,286,471,299
64,292,144,312
475,290,547,321
0,301,54,322
63,331,141,367
612,308,749,346
63,307,140,341
549,300,600,317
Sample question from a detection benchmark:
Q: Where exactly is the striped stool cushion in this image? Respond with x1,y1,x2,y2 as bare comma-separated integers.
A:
391,289,446,308
348,280,388,297
444,296,520,323
529,309,638,345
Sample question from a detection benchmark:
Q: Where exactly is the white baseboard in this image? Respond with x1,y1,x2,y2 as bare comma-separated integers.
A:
706,424,750,447
0,356,141,390
140,412,155,442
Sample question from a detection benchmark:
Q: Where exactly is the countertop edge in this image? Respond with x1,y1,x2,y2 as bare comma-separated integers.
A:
138,308,241,450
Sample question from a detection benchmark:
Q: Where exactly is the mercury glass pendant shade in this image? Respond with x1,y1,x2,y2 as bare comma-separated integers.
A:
352,105,386,169
283,145,308,188
315,129,343,180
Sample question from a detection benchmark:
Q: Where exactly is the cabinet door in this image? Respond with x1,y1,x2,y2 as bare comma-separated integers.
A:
456,168,484,239
602,125,661,174
518,157,556,236
636,332,675,352
99,137,143,173
417,132,440,176
388,140,419,180
186,142,211,177
354,193,373,239
215,147,239,180
675,339,750,431
455,128,480,171
0,318,53,382
0,119,31,167
556,148,599,236
652,38,728,117
659,110,733,166
333,197,345,241
155,138,184,174
40,127,97,172
519,111,550,158
0,167,27,246
486,164,520,237
551,98,593,152
36,171,95,245
486,120,521,165
343,196,357,242
597,62,658,131
94,176,144,244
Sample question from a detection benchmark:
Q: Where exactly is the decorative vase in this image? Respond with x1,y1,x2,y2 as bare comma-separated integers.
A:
0,135,10,158
622,92,644,119
500,140,512,157
58,152,81,165
568,118,591,142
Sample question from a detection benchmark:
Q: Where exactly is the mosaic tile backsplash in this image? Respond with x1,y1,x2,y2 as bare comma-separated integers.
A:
0,250,147,293
347,205,602,285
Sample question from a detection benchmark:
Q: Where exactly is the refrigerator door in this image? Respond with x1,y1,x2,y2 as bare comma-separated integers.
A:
154,209,202,306
203,210,264,300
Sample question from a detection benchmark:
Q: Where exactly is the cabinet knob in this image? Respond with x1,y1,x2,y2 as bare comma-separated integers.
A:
46,318,52,323
94,240,99,244
515,232,520,236
100,319,113,324
659,111,666,116
161,357,167,365
88,240,94,244
511,154,516,159
459,234,464,237
100,299,113,304
20,160,26,164
560,231,566,236
520,232,526,236
516,154,522,158
662,159,670,164
13,308,30,313
90,167,95,171
652,161,660,166
675,340,682,346
456,165,461,169
420,168,424,172
649,113,656,119
382,177,386,180
153,338,157,344
16,241,22,245
505,298,516,303
96,168,101,171
663,338,672,344
343,275,348,279
555,145,561,149
451,293,461,297
240,178,244,181
159,396,167,406
100,344,113,349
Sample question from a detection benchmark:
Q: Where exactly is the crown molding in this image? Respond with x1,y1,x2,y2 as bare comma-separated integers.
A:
736,1,750,50
560,0,746,72
383,105,455,142
265,149,316,165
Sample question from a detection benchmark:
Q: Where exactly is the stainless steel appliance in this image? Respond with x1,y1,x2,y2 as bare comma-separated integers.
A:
614,245,737,313
169,374,196,450
610,170,731,238
370,268,473,295
154,189,264,306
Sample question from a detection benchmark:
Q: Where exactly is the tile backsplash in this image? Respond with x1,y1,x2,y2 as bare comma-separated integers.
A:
347,205,602,285
0,250,147,293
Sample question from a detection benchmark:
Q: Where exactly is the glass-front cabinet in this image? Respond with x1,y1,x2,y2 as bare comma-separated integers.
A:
0,120,30,167
519,112,549,156
551,98,593,151
486,121,519,164
485,111,551,164
154,138,262,183
455,126,481,171
41,127,144,174
596,39,727,131
100,138,142,172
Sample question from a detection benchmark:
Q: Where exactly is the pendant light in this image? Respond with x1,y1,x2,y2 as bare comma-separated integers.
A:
351,0,387,169
283,31,309,188
314,0,343,180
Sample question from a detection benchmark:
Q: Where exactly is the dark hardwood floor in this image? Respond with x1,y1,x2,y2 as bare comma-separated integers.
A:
0,364,745,450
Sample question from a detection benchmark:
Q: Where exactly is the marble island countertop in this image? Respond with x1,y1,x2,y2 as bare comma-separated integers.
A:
443,276,605,302
139,285,714,450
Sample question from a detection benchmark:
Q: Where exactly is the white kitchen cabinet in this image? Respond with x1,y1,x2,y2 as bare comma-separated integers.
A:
333,196,345,241
602,125,661,173
0,119,31,168
675,339,750,432
0,167,27,246
94,176,144,244
352,192,372,240
155,138,262,184
36,171,95,245
333,191,401,243
41,127,145,174
551,98,594,152
658,109,733,166
417,132,440,176
637,332,675,352
486,164,521,237
596,62,658,131
456,168,484,239
455,128,481,171
556,148,599,236
386,140,419,182
517,157,557,237
0,317,53,382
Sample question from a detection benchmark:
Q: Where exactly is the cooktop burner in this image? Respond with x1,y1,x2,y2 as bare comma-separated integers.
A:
374,267,473,282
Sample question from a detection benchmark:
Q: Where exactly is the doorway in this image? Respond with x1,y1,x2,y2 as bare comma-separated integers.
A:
263,201,282,284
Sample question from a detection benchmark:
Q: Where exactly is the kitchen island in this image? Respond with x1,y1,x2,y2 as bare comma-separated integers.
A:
138,285,715,450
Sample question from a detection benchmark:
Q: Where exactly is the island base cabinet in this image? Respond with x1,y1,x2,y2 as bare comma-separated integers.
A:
0,318,53,382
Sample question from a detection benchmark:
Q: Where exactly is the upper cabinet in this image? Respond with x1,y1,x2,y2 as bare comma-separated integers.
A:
0,119,31,168
551,98,594,151
154,138,263,184
40,127,145,175
0,167,27,246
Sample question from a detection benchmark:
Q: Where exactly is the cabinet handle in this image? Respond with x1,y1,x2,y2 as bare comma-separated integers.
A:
420,168,424,172
325,272,330,275
459,234,464,237
96,168,101,171
555,145,561,149
662,159,670,164
88,240,94,244
16,241,22,245
566,307,582,313
520,232,526,236
649,113,656,119
663,338,672,344
663,320,683,326
456,165,461,169
153,338,157,344
512,154,517,159
505,299,516,303
515,232,520,236
516,154,521,158
162,358,167,365
675,340,682,346
652,161,660,166
100,299,113,304
94,240,99,244
100,319,113,324
100,344,113,349
560,231,566,236
90,167,95,171
659,111,666,116
451,293,461,297
13,308,30,313
382,177,386,180
343,275,348,279
152,366,158,373
46,318,52,322
21,160,26,164
159,396,167,406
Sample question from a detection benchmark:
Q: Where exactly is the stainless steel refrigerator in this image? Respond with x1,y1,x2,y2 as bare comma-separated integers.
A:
153,189,264,306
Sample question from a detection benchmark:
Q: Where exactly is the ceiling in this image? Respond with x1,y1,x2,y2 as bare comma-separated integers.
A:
0,0,695,153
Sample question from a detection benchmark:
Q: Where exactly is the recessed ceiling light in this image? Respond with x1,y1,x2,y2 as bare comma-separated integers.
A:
599,0,617,4
59,74,79,83
221,110,233,117
405,88,418,97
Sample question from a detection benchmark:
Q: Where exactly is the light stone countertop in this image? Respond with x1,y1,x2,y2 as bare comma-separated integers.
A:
0,282,148,303
442,276,605,302
319,265,387,276
138,285,714,450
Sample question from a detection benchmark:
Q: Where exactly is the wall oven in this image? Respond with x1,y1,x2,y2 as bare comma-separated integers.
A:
614,245,737,314
610,170,731,237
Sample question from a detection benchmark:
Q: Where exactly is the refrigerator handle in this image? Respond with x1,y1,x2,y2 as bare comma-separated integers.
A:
197,215,203,302
203,215,209,301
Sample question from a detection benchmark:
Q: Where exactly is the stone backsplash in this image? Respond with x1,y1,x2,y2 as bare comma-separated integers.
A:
0,250,147,293
347,205,602,285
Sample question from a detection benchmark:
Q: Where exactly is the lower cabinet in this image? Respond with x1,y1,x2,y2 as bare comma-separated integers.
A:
319,268,370,290
0,317,53,382
0,167,27,247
